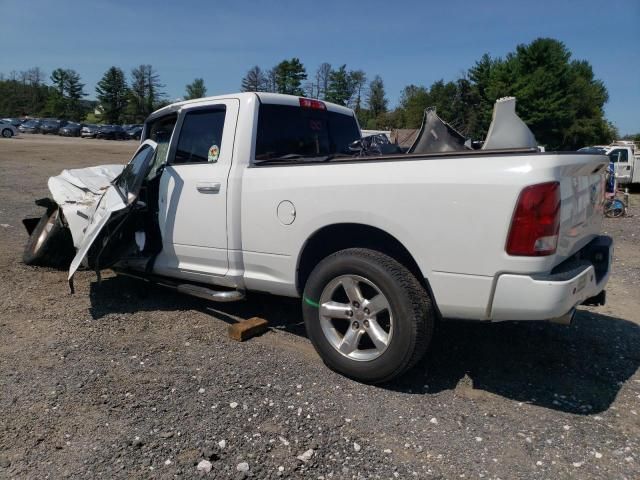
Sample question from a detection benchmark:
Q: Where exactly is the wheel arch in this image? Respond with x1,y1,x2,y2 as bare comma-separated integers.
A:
296,223,431,296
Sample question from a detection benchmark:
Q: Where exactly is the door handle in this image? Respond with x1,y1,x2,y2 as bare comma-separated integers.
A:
196,182,221,194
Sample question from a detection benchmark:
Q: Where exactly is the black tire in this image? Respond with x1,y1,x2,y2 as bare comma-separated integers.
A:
302,248,434,383
1,128,13,138
23,209,76,268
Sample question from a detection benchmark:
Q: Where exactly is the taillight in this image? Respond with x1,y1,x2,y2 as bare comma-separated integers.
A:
299,97,326,110
506,182,561,256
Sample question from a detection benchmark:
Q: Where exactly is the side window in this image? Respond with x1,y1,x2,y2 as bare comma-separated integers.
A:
173,108,226,164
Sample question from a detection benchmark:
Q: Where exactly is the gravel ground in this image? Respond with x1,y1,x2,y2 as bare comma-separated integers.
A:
1,135,639,479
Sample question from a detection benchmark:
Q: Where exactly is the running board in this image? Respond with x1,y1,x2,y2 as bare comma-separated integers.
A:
114,269,246,303
176,284,245,303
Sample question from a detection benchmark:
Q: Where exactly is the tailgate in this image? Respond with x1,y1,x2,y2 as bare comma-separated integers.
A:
555,153,609,263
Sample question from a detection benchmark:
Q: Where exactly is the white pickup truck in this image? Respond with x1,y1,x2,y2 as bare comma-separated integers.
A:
23,93,613,383
596,142,639,185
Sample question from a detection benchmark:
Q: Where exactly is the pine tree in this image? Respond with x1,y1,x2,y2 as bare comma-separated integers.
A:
64,69,86,120
185,78,207,99
367,75,387,118
240,66,267,92
46,68,86,119
349,70,367,111
127,65,164,122
96,67,128,124
325,65,355,106
273,58,307,96
314,63,331,99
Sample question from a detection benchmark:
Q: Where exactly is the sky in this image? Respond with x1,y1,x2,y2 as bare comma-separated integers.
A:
1,0,638,134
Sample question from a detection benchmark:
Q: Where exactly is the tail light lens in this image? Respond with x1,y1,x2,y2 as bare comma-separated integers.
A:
506,182,561,256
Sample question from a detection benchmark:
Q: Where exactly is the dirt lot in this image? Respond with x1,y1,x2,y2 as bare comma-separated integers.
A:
1,134,639,479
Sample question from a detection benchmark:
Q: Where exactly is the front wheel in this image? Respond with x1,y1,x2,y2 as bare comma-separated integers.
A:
23,209,75,268
2,128,13,138
302,248,434,383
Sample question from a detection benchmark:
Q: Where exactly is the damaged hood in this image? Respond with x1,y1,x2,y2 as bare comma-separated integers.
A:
49,164,125,205
48,164,125,249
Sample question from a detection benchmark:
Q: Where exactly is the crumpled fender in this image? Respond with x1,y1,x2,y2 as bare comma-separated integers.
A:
47,164,125,247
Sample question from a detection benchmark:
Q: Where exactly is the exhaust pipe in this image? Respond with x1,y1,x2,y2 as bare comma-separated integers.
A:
549,308,576,325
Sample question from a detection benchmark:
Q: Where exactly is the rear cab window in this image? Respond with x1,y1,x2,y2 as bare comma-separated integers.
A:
254,104,360,163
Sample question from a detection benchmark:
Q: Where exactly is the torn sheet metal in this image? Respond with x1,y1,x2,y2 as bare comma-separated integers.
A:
66,140,157,282
48,164,125,247
482,97,537,150
67,186,128,281
408,108,467,154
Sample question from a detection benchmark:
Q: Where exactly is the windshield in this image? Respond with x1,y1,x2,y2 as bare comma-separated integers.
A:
254,104,360,162
144,114,178,177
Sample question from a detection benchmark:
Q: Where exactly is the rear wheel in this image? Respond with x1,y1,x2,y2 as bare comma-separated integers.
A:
2,128,13,138
302,248,434,383
23,209,75,268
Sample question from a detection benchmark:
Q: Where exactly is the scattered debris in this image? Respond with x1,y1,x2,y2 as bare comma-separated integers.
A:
197,460,213,473
297,449,314,463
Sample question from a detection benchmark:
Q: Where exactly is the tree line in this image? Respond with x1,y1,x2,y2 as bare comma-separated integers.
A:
0,67,90,121
0,65,202,124
239,60,387,130
239,38,620,149
0,38,626,148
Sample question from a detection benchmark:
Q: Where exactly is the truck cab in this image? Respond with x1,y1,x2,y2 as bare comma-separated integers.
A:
590,141,640,185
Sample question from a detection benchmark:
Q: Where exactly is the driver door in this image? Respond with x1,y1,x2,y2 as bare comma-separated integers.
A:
154,99,239,280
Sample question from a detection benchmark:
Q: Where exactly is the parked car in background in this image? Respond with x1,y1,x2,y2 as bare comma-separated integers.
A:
126,125,143,140
19,119,42,134
59,122,83,137
40,119,67,135
0,119,18,138
96,124,126,140
81,124,99,138
2,118,24,127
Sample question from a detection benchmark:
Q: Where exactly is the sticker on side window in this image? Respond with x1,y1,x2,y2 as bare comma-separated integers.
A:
208,145,219,163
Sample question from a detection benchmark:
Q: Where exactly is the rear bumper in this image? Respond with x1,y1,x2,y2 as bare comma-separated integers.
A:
490,236,613,321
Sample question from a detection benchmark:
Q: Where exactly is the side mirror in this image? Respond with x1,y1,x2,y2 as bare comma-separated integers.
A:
349,139,363,152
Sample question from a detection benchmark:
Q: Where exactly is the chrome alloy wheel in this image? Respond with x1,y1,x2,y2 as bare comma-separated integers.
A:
318,274,393,361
